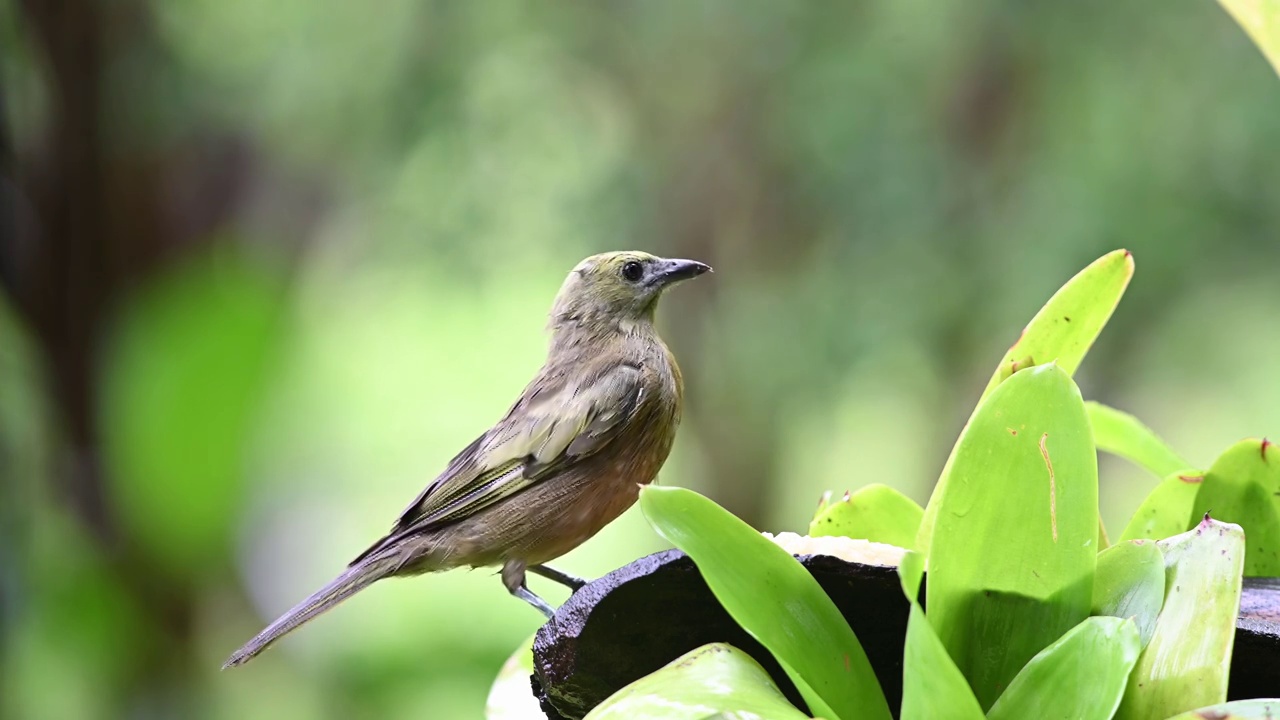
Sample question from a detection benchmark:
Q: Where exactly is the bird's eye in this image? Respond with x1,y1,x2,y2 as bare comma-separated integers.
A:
620,261,644,282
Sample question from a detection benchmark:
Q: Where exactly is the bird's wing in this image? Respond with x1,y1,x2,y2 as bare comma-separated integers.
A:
385,362,645,537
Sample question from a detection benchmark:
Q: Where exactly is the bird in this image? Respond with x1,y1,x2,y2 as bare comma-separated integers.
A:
223,251,710,668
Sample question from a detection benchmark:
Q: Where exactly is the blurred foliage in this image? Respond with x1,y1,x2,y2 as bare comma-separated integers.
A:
2,0,1280,718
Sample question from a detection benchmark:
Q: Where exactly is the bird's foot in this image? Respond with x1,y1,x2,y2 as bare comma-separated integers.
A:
502,559,558,620
512,585,556,619
529,564,588,592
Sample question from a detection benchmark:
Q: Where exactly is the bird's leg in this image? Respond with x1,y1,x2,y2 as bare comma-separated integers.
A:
501,559,555,619
528,564,587,592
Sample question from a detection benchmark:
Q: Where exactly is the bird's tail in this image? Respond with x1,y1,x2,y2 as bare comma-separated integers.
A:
222,553,400,668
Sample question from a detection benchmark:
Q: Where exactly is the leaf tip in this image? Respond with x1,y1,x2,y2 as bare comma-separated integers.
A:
816,490,833,512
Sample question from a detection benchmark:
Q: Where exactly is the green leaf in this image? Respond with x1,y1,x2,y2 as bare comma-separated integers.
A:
897,552,984,720
918,249,1134,553
485,634,543,720
584,643,810,720
1216,0,1280,78
808,484,923,549
1163,699,1280,719
987,616,1141,720
640,485,891,720
1092,540,1165,649
1190,439,1280,575
926,363,1098,710
1085,401,1192,479
979,250,1135,396
1115,517,1245,720
101,250,286,576
1118,471,1204,543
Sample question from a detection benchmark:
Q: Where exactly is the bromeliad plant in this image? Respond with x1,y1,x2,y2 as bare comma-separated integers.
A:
581,247,1278,720
490,9,1280,716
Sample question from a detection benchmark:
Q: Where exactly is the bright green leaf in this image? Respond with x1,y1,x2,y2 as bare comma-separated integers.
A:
584,643,809,720
1216,0,1280,78
977,251,1134,395
1116,517,1245,720
987,616,1141,720
897,552,984,720
102,250,286,576
1086,401,1192,479
640,486,891,720
1119,471,1204,543
485,634,542,720
927,363,1097,710
919,249,1134,553
1092,540,1165,648
808,484,923,549
1190,439,1280,575
1163,699,1280,719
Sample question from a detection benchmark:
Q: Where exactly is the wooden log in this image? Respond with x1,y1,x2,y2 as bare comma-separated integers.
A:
531,550,1280,719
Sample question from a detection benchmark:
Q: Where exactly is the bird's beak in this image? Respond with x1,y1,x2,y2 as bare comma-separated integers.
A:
650,258,712,287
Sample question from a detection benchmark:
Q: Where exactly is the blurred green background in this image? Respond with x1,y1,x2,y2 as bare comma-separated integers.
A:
2,1,1278,718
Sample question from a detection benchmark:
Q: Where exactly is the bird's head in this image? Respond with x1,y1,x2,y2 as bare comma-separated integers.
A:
550,251,711,331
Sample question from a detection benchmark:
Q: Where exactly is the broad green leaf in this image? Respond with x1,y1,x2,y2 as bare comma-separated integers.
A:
1086,401,1192,479
102,250,286,576
808,484,923,549
897,552,984,720
987,616,1141,720
1092,540,1165,648
919,250,1134,552
1163,699,1280,719
1115,517,1245,720
584,643,809,720
1190,439,1280,575
1119,471,1204,543
1217,0,1280,78
641,486,891,720
927,363,1097,710
485,634,542,720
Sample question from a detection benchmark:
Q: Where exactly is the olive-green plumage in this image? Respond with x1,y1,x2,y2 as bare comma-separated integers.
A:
223,251,709,668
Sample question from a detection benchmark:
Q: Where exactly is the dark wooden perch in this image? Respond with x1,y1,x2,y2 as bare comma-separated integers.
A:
530,551,1280,720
